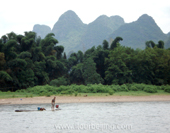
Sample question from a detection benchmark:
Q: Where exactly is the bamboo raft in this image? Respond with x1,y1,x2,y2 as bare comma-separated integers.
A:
15,109,61,112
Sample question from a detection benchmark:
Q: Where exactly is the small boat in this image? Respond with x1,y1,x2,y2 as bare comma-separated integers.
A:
15,110,43,112
15,108,61,112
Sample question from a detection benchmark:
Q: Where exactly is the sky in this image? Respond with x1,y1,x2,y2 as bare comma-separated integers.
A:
0,0,170,37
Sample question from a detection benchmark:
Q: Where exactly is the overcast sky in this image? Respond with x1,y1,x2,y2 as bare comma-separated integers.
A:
0,0,170,37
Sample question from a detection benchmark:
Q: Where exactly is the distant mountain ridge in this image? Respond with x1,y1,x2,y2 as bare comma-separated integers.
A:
33,24,51,39
52,10,87,53
109,14,167,49
33,10,169,54
33,10,124,53
81,15,124,52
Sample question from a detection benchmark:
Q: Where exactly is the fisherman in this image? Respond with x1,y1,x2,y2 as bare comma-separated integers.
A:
51,97,56,110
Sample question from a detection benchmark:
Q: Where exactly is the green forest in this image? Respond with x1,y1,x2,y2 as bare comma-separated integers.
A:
0,31,170,94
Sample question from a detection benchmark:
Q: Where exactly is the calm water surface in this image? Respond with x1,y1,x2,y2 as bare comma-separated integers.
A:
0,102,170,133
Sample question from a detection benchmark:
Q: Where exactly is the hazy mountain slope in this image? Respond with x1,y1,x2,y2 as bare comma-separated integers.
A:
33,10,124,53
33,24,51,39
33,11,169,53
109,14,167,49
51,10,87,53
80,15,124,52
165,36,170,49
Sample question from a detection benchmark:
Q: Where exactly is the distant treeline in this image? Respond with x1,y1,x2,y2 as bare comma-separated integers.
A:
0,31,170,91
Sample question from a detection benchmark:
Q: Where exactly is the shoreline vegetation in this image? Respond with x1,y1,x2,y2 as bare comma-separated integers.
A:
1,83,170,105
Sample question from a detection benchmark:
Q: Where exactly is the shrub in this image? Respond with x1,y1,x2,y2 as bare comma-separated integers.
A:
87,84,95,93
16,89,26,93
68,89,74,94
96,87,104,93
129,86,138,91
58,85,68,92
119,84,129,92
132,83,145,91
160,85,167,90
96,85,108,93
164,86,170,93
108,89,114,95
74,92,78,96
46,92,52,97
50,77,68,87
20,89,26,93
39,88,48,94
80,87,88,93
52,90,57,94
156,86,161,90
125,83,132,90
110,85,120,92
44,85,53,92
27,86,47,95
92,84,99,93
144,86,157,93
60,91,70,95
30,94,33,98
39,92,46,96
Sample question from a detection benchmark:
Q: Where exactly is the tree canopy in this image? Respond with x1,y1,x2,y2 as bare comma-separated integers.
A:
0,31,170,91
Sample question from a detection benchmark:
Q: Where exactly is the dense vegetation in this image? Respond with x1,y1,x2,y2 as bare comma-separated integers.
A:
0,30,170,94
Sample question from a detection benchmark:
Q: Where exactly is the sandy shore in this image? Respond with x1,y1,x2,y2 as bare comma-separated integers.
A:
0,95,170,105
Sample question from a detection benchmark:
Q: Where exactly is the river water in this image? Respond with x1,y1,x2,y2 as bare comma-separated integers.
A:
0,102,170,133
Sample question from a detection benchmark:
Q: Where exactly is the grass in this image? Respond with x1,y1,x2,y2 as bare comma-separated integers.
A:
1,85,170,99
1,90,170,99
76,90,170,97
113,90,170,96
0,92,38,99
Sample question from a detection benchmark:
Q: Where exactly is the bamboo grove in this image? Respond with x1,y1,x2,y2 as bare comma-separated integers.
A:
0,31,170,91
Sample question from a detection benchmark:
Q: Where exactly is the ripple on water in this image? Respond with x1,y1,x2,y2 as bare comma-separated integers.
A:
0,102,170,133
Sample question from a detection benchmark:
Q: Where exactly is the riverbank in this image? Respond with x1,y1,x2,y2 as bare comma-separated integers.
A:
1,95,170,105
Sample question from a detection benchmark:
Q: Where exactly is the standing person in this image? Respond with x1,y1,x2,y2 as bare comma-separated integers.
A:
51,97,56,110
